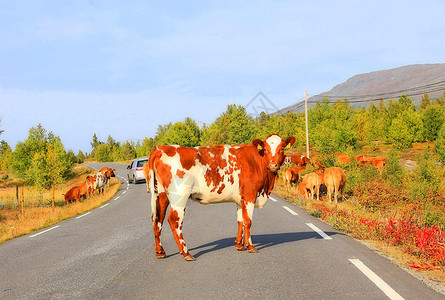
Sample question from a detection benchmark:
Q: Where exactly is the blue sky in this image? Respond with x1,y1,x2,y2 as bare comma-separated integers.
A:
1,0,444,153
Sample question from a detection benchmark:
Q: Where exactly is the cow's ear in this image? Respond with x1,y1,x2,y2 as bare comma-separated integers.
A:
252,139,264,150
284,136,296,148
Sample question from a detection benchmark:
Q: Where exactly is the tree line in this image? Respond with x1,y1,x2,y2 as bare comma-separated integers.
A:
88,92,445,160
2,92,445,189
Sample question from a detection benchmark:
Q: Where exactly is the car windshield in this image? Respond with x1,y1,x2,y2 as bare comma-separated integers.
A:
137,160,148,168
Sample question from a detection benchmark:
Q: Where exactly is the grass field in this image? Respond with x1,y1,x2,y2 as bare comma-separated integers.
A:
0,166,121,244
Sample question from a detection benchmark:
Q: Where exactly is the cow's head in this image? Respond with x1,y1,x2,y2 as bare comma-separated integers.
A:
253,134,296,173
109,168,116,177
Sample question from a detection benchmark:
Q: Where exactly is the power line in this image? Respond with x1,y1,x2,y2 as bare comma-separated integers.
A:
307,79,445,101
276,79,445,115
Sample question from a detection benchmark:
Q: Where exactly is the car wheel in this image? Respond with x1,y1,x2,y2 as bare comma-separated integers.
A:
134,177,138,185
128,174,132,183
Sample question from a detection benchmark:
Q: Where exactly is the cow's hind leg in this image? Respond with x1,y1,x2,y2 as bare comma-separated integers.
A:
235,205,245,250
152,192,169,258
168,204,194,261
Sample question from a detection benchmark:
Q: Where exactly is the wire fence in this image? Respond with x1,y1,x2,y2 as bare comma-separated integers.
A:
0,186,56,217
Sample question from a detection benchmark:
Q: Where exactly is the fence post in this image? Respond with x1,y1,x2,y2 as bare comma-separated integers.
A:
16,185,19,207
21,187,24,217
52,185,55,211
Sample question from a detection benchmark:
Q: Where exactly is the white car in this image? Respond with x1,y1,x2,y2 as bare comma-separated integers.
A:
127,157,148,184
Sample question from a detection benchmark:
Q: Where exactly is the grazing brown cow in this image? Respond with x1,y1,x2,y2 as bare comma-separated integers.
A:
298,172,321,200
63,181,88,204
282,166,304,188
355,155,387,174
315,167,346,204
285,154,311,167
336,153,350,165
145,134,295,261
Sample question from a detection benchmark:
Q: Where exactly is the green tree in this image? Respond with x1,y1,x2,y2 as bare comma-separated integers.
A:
12,124,49,179
260,112,305,146
388,108,423,149
435,124,445,162
420,93,431,110
77,150,86,163
422,104,445,141
94,143,112,162
91,133,101,149
154,123,172,145
201,104,257,146
27,136,73,189
311,123,337,154
120,141,137,160
136,137,155,157
161,118,202,147
0,140,13,171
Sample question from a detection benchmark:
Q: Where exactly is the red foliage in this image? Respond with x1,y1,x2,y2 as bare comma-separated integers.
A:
307,201,445,268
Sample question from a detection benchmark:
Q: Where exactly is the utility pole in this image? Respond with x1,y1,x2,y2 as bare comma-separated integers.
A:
304,91,310,158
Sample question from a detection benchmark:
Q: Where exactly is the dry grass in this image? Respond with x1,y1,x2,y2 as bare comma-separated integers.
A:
0,166,121,244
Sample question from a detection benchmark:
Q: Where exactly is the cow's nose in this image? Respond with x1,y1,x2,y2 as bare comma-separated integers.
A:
269,162,279,169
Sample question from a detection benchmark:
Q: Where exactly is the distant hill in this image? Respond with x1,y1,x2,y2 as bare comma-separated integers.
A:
277,63,445,114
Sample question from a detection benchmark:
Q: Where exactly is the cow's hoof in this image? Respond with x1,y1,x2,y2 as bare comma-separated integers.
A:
235,243,246,251
156,251,166,259
184,254,195,261
247,246,258,253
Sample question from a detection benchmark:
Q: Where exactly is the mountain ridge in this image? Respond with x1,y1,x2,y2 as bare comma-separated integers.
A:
277,63,445,114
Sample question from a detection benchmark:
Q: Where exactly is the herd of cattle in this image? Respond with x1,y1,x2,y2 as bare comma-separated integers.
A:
282,153,387,203
63,167,116,204
59,134,389,260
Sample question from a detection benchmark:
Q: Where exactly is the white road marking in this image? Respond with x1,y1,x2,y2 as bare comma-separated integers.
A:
349,259,404,300
30,225,60,238
114,196,121,201
269,196,278,202
75,212,92,219
282,205,298,215
99,203,109,208
306,223,332,240
122,190,127,195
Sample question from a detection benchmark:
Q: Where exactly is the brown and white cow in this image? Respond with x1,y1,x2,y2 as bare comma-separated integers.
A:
86,174,97,196
99,167,116,187
144,134,295,261
94,172,108,194
285,154,311,167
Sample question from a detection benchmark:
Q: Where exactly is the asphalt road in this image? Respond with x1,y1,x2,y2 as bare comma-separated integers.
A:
0,163,443,299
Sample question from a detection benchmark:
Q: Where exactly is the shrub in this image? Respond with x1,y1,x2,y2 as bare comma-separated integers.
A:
383,150,404,189
354,180,403,212
435,124,445,162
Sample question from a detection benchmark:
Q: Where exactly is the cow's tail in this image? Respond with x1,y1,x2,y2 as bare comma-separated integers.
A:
147,150,158,224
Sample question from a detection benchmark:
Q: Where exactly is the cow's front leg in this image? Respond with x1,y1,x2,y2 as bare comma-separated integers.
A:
235,205,245,250
241,200,257,253
168,205,195,261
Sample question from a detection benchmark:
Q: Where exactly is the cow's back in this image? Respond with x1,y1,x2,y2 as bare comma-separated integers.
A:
150,144,268,206
324,167,345,188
